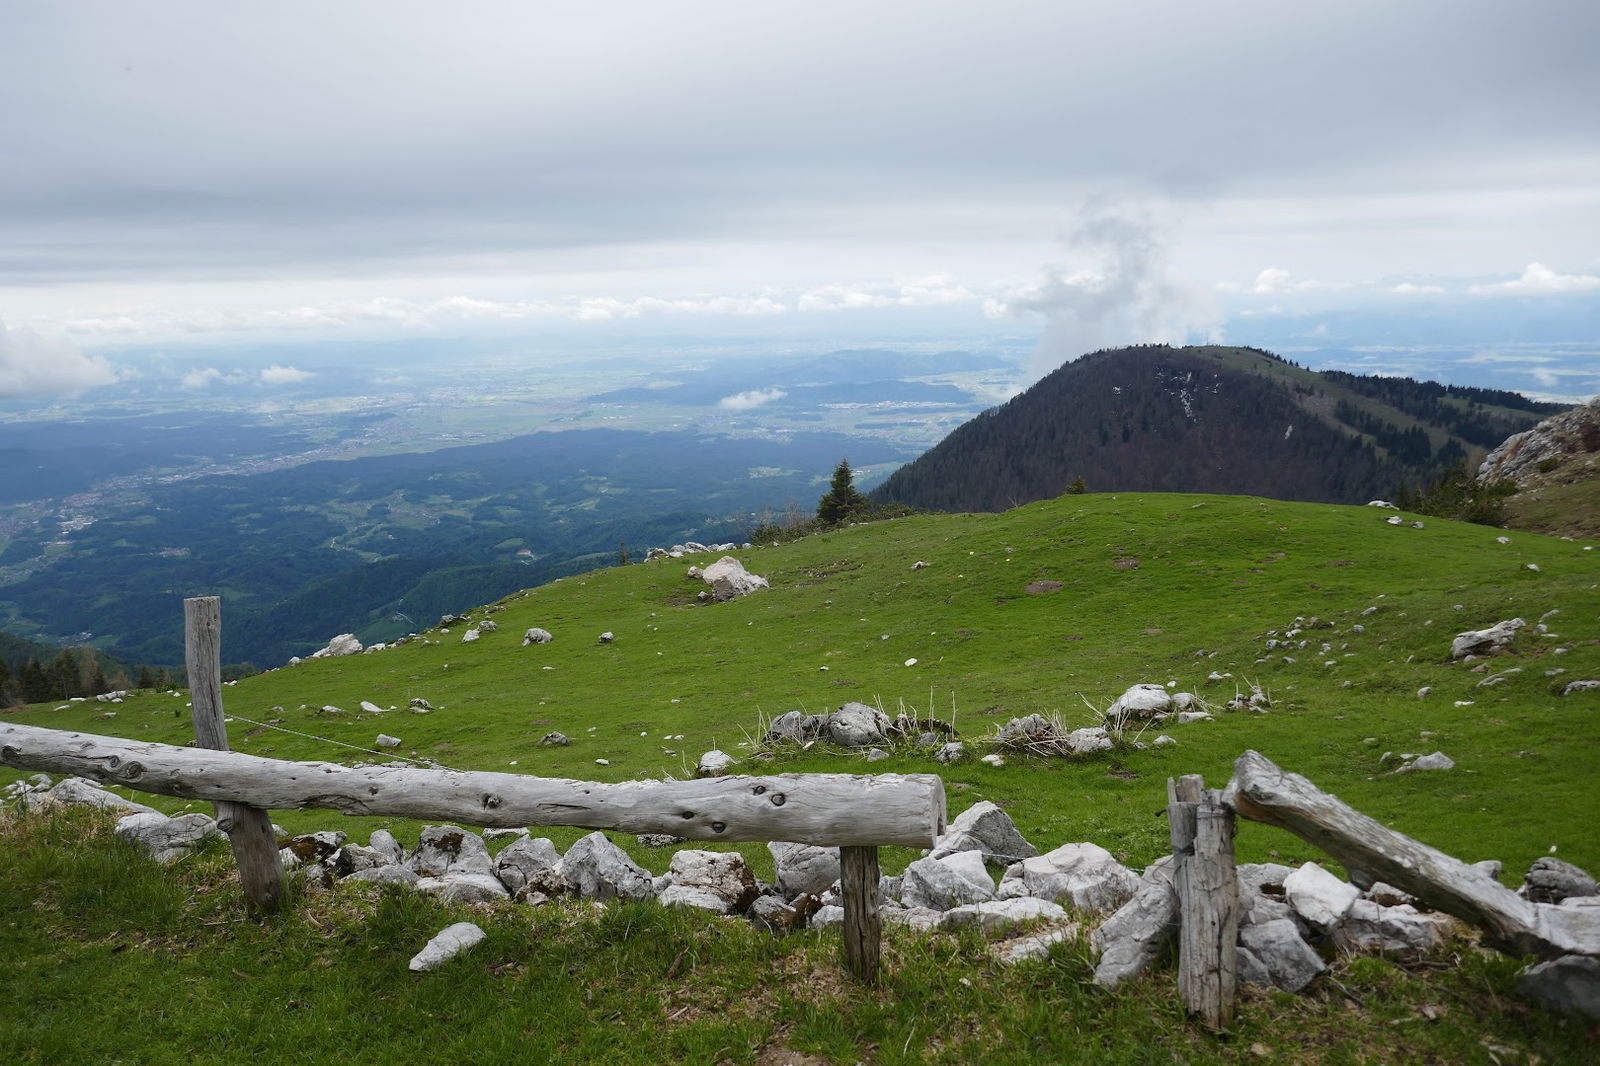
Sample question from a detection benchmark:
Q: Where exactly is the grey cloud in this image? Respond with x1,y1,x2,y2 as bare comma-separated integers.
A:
1,1,1596,282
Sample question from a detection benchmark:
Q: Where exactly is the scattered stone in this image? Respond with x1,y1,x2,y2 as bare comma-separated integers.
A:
1333,900,1452,957
866,748,892,762
409,697,434,711
910,560,930,570
334,843,392,877
1153,734,1177,747
1522,858,1599,904
493,836,565,900
769,841,841,899
900,851,996,910
522,627,554,646
828,701,890,747
979,753,1005,767
940,897,1067,932
113,812,221,864
992,927,1078,964
1065,726,1114,754
460,628,481,643
416,872,511,904
375,734,402,749
597,631,615,644
929,801,1038,864
1283,862,1359,931
538,731,571,747
657,850,760,914
1238,917,1326,992
933,741,966,764
310,633,363,659
1105,684,1172,728
1092,856,1178,988
1518,955,1600,1020
408,825,494,878
370,829,404,864
1562,680,1600,696
347,864,422,887
408,922,485,972
998,843,1140,913
697,749,735,776
1450,618,1525,660
34,777,160,815
557,831,654,901
1394,751,1455,773
698,555,770,601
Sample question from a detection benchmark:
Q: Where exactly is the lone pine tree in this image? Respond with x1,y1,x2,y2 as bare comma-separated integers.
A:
817,459,869,526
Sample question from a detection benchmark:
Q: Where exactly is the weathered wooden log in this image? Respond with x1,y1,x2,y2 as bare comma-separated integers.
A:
840,845,882,983
1227,749,1600,959
185,597,284,914
0,721,946,848
1169,774,1238,1029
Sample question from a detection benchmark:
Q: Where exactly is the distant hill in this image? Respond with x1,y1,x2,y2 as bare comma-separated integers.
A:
871,344,1564,512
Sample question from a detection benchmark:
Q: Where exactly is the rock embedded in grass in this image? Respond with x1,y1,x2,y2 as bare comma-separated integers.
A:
408,922,485,973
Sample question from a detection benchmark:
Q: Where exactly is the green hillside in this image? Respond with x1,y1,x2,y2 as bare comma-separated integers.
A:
4,491,1598,1064
6,491,1597,878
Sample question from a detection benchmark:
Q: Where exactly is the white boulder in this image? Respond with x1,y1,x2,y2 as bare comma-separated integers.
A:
408,922,485,972
998,843,1140,913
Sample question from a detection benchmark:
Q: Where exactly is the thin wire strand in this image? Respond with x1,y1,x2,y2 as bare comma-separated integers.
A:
223,712,457,771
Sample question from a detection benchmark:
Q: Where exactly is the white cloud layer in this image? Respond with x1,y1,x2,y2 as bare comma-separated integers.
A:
718,387,787,411
258,364,314,384
0,317,120,398
1469,263,1600,296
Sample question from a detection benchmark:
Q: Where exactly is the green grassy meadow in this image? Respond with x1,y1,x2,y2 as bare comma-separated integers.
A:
3,491,1599,1063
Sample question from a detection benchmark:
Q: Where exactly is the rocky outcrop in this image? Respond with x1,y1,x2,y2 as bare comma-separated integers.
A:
697,556,769,602
1451,618,1525,660
1477,397,1600,485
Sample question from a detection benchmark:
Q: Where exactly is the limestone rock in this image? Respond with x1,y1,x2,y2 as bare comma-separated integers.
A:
1105,683,1172,728
346,865,420,887
929,800,1037,864
408,824,494,878
1064,726,1113,754
998,843,1140,913
597,631,615,644
1394,751,1455,773
39,776,159,815
494,836,565,900
113,811,221,864
557,831,654,902
522,627,554,645
900,851,996,911
408,922,486,972
992,928,1078,964
1092,858,1178,988
940,896,1067,932
698,555,769,602
827,701,889,747
334,843,391,877
1237,917,1325,992
1518,955,1600,1020
416,872,511,904
1450,618,1525,660
1283,862,1359,931
539,731,571,747
769,841,840,900
1563,679,1600,696
311,633,363,658
746,894,806,933
369,829,404,864
933,741,965,764
1522,857,1599,904
657,850,759,914
375,734,402,749
766,710,825,744
697,749,735,776
1333,900,1451,957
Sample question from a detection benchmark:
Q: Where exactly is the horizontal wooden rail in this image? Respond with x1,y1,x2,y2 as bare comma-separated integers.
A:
0,721,947,849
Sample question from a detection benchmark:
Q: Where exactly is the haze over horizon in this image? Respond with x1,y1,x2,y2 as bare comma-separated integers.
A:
2,1,1597,405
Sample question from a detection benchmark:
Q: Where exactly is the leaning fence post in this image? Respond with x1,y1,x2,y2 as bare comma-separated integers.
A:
185,596,284,914
1168,773,1238,1030
840,844,882,982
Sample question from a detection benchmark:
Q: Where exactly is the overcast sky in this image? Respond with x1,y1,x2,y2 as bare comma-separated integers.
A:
1,0,1597,398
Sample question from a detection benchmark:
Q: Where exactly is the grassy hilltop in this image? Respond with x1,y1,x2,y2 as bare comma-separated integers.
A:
3,491,1599,1064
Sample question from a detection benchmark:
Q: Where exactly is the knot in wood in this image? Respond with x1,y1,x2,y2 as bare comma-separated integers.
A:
481,793,503,810
752,784,767,795
679,810,695,820
121,761,145,782
769,792,786,806
711,821,727,834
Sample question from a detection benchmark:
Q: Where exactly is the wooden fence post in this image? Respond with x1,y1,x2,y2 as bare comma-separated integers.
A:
1168,773,1238,1030
840,845,882,983
185,596,284,915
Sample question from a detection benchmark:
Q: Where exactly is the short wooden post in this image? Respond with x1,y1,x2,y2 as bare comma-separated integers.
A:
1168,773,1238,1030
185,596,284,915
840,844,882,982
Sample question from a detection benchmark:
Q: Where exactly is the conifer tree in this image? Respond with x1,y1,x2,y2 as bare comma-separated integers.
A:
816,459,869,526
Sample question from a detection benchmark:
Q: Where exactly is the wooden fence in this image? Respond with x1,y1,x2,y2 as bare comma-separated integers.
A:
0,597,946,982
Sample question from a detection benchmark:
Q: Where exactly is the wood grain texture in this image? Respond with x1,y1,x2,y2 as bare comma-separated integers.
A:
1227,748,1599,959
0,721,947,848
185,597,284,914
840,845,882,983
